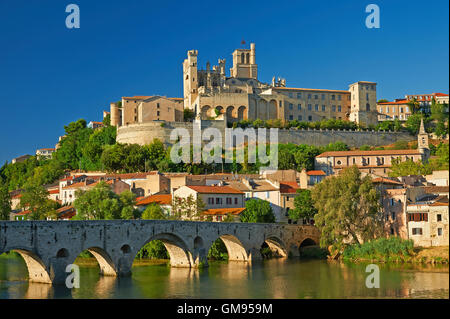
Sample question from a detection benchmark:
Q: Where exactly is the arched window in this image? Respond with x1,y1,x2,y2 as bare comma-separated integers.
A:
246,53,250,64
241,52,245,63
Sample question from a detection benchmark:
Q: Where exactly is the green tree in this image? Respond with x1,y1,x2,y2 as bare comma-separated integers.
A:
289,189,317,221
388,158,432,177
407,97,420,114
240,198,275,223
183,108,195,122
73,181,136,220
142,203,166,220
20,185,59,220
377,99,389,103
0,183,11,220
171,195,206,220
312,166,383,250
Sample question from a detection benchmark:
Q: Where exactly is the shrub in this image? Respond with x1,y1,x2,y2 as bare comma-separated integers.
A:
342,237,415,261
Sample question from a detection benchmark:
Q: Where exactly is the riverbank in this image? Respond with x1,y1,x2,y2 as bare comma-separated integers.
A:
340,238,449,264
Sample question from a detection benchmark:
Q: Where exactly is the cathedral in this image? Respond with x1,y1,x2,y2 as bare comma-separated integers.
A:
183,43,379,126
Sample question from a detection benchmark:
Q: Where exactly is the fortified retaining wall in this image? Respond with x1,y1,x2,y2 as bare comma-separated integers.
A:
116,120,415,148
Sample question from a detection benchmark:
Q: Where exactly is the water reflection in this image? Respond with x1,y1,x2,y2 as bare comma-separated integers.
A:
0,254,448,299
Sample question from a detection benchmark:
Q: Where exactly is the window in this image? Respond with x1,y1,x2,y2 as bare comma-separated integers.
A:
308,115,312,121
315,104,319,111
226,198,232,204
391,212,396,220
157,111,160,116
408,213,428,222
289,115,293,120
332,105,336,112
321,94,325,100
314,95,318,99
289,103,293,110
216,198,222,205
437,214,442,222
298,104,302,110
308,94,312,99
438,228,443,236
406,106,409,113
234,198,238,204
308,104,312,110
297,93,302,99
337,160,342,165
289,92,293,98
400,107,404,113
279,101,283,107
338,105,341,112
366,104,370,111
412,228,423,235
331,95,335,100
157,103,160,108
338,95,341,101
298,115,302,121
217,215,222,221
386,106,389,113
208,198,214,205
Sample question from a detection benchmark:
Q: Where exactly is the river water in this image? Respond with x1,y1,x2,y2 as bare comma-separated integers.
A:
0,255,448,299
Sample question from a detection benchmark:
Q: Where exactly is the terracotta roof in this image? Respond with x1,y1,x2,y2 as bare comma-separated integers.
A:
317,149,421,158
136,194,172,206
37,148,55,151
90,121,103,124
373,177,403,185
422,186,449,194
187,185,243,194
168,97,184,101
62,179,114,190
377,100,409,105
48,189,60,194
11,193,22,199
202,207,246,216
15,210,31,216
272,87,350,94
434,93,449,97
280,182,300,193
307,170,326,176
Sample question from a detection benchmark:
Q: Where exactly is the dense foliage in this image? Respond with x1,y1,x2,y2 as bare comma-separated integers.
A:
73,181,139,220
289,189,317,221
240,198,275,223
207,238,229,261
342,237,415,262
312,166,383,250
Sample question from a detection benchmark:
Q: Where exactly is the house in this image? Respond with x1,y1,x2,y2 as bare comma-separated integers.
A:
135,194,172,216
87,121,104,130
425,170,449,187
226,178,282,221
279,181,301,224
202,207,246,222
173,185,244,210
61,178,130,205
11,155,32,164
299,169,326,189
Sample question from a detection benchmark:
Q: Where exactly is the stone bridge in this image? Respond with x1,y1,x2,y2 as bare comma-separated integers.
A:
0,220,320,285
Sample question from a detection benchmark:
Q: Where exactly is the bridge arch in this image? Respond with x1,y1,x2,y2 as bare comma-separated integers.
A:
299,238,317,248
137,232,192,268
263,236,288,258
4,248,52,284
211,234,248,262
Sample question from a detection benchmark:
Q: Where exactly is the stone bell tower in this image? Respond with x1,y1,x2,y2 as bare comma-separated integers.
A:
230,43,257,79
418,118,430,163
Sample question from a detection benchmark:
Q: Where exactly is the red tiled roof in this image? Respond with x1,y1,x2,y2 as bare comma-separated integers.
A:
15,210,31,216
136,194,172,206
307,170,326,176
279,182,300,194
377,100,409,105
433,93,448,97
372,177,403,185
202,207,246,216
38,148,55,151
317,149,421,158
187,185,244,194
11,193,22,199
48,189,60,194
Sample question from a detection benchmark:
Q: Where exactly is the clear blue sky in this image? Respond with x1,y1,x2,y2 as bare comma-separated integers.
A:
0,0,448,164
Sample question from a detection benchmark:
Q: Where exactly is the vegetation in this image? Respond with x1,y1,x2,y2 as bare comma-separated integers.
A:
73,181,139,220
207,238,229,261
342,237,415,262
20,185,60,220
171,195,206,220
312,166,383,251
289,189,317,221
0,183,11,220
299,246,329,259
240,198,275,223
141,203,167,220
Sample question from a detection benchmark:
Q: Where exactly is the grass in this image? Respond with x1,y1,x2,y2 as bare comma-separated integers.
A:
342,238,449,264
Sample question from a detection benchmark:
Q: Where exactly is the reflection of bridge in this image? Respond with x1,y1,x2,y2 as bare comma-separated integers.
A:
0,220,319,285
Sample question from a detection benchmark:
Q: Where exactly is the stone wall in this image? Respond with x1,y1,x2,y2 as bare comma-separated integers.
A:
117,120,414,148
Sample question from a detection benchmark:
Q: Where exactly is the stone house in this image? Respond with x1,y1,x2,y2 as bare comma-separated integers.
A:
173,185,244,211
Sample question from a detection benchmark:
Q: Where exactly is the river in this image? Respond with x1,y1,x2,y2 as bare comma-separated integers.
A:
0,255,448,299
